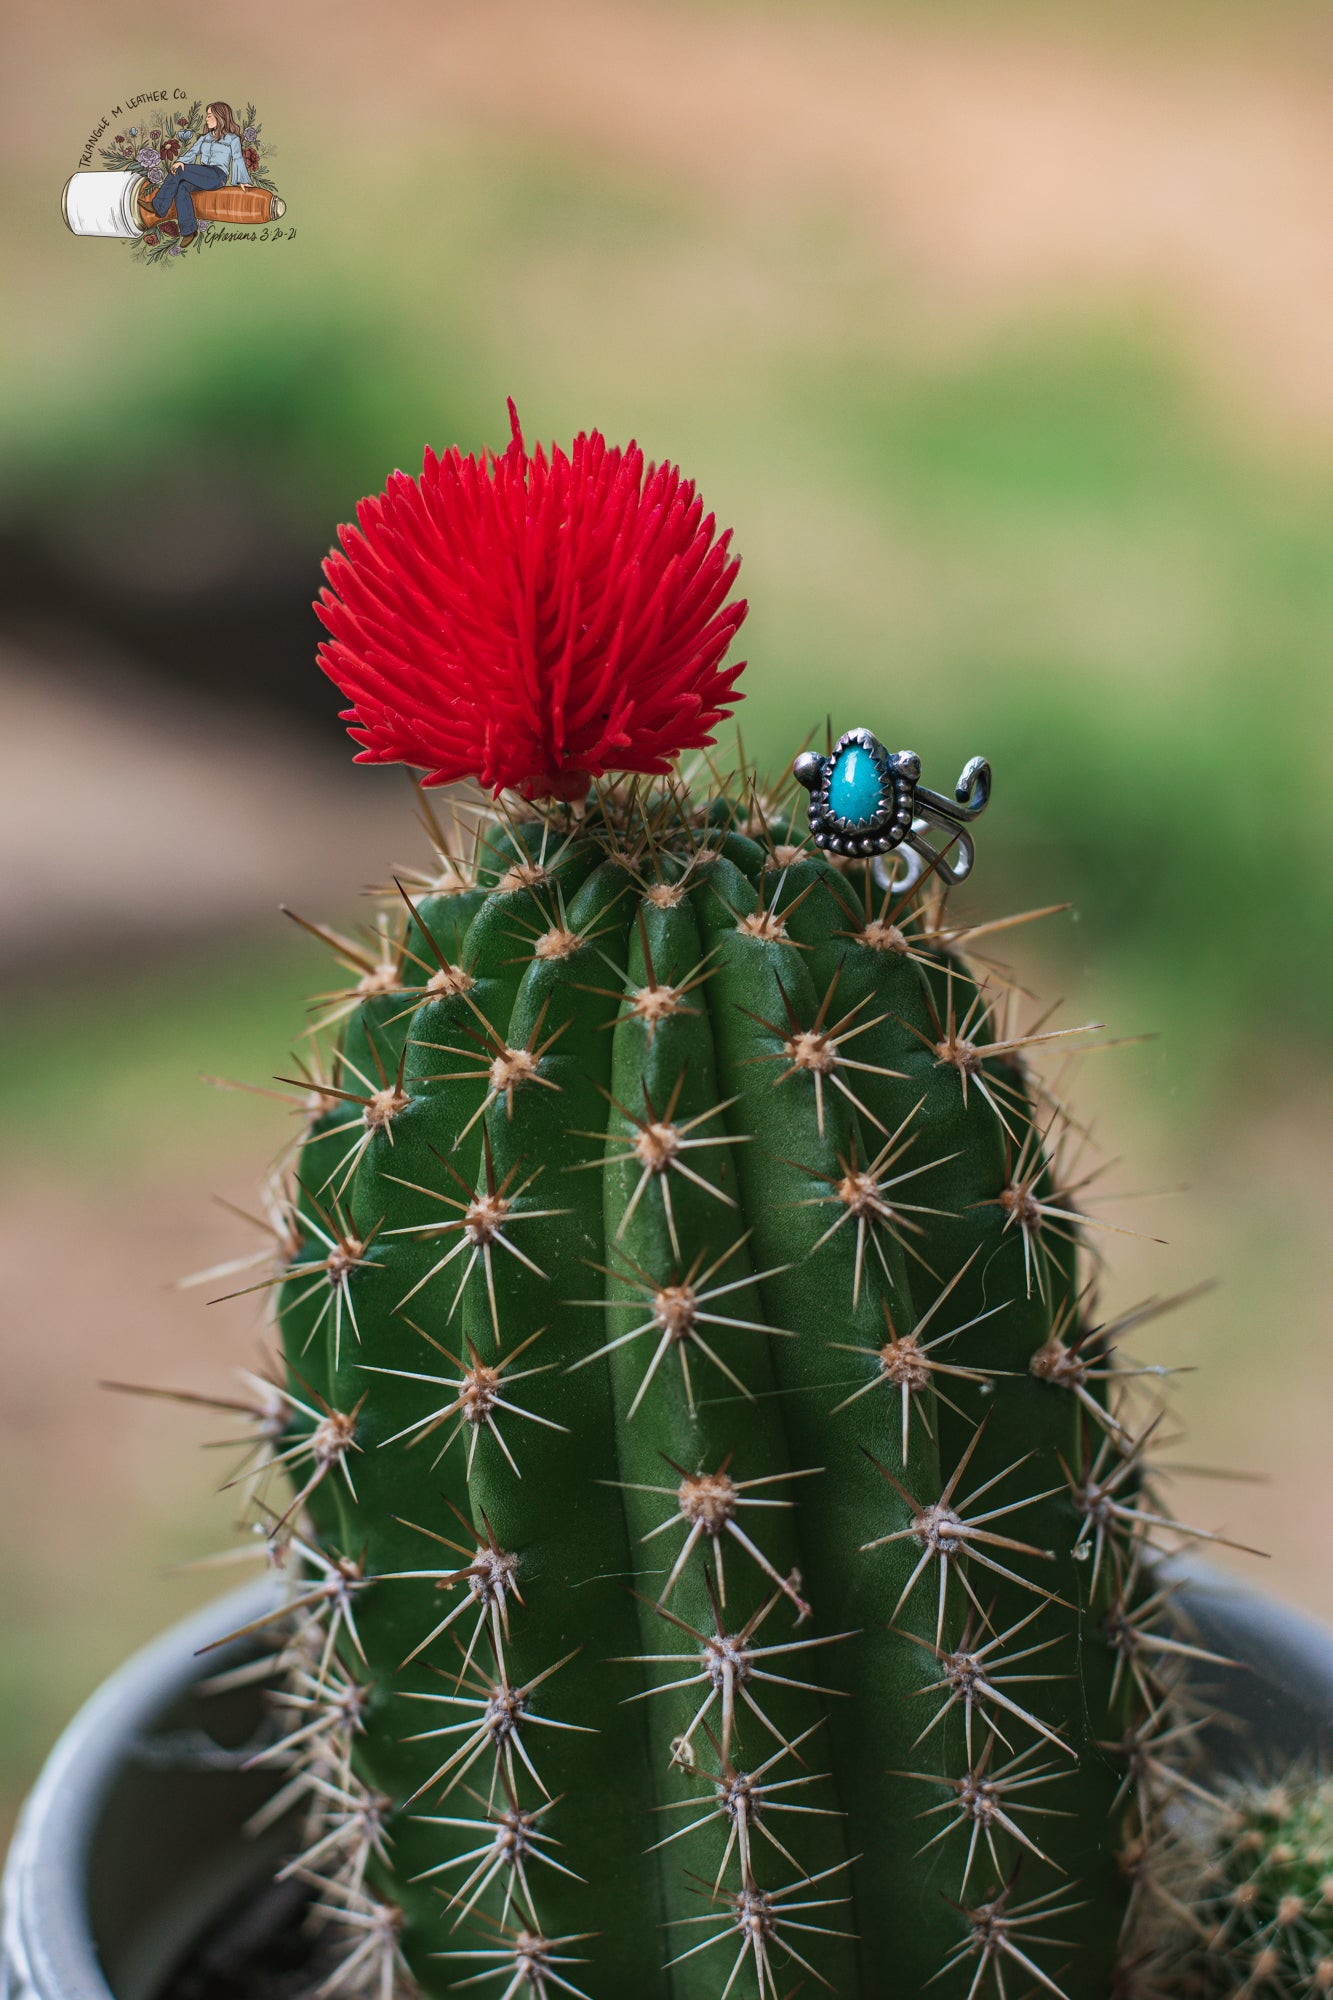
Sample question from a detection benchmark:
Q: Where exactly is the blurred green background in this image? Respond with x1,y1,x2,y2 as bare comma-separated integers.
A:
4,0,1332,1840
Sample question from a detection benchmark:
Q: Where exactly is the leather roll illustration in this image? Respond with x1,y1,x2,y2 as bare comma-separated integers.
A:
62,168,286,236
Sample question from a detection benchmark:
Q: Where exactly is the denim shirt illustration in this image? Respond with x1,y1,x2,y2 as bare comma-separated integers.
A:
175,130,252,185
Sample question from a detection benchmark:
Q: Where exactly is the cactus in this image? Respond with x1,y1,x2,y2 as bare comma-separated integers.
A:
131,407,1249,2000
1158,1769,1333,1999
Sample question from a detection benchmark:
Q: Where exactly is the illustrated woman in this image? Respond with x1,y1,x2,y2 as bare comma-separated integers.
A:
151,101,251,243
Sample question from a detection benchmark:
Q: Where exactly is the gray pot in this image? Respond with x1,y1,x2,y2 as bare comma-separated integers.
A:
5,1571,1333,2000
2,1582,291,2000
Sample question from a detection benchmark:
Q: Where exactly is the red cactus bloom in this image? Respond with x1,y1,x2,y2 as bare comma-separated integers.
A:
160,218,180,238
315,403,748,801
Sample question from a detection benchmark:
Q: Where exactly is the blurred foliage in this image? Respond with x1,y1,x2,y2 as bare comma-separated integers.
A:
0,300,479,535
0,935,319,1176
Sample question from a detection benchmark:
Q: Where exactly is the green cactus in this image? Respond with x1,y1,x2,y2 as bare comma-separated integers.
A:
180,763,1215,2000
1159,1768,1333,1999
138,416,1236,1999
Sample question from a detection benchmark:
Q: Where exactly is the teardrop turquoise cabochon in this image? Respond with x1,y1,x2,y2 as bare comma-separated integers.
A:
827,742,884,827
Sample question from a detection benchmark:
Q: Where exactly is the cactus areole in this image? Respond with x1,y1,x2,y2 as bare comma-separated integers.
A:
174,409,1224,1999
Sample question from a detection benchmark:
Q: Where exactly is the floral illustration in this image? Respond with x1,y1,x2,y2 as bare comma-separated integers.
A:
96,99,278,266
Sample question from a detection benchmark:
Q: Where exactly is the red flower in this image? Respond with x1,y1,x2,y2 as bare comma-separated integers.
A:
144,229,159,245
243,144,259,170
161,138,180,161
160,218,180,238
315,403,748,802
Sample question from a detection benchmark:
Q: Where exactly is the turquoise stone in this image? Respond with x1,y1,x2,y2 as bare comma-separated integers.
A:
827,743,883,827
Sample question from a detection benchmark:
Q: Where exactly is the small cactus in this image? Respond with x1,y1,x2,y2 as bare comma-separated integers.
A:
137,408,1259,1999
1164,1770,1333,1999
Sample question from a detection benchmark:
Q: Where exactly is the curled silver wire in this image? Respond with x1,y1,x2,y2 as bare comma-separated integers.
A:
872,757,991,892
